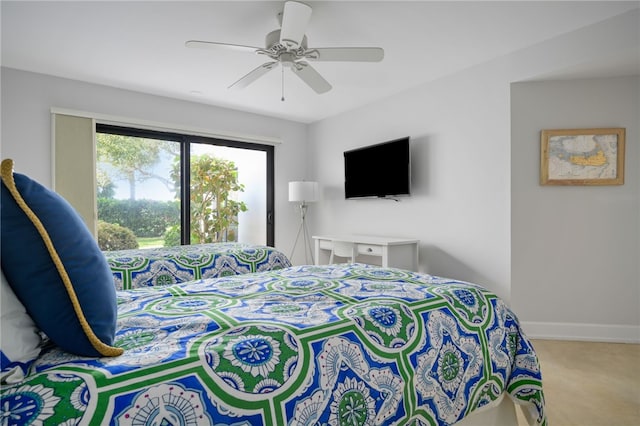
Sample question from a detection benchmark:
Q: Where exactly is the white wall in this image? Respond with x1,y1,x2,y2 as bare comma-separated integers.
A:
307,65,513,299
511,76,639,342
0,68,308,255
307,9,639,341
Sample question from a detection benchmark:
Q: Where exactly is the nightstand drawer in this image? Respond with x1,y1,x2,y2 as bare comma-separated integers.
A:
357,244,382,256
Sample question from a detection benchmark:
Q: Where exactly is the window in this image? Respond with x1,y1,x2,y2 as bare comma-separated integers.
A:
96,124,274,250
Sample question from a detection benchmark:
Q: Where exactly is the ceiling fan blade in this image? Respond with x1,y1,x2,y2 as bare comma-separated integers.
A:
291,62,331,94
306,47,384,62
280,1,312,49
229,61,278,90
185,40,260,53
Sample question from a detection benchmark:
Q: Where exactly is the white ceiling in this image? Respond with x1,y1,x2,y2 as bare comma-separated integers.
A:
2,1,639,123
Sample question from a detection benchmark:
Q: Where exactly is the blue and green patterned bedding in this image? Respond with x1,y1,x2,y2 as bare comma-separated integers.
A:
104,243,292,290
0,264,546,425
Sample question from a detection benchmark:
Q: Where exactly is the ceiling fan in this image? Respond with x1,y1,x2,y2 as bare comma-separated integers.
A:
185,1,384,97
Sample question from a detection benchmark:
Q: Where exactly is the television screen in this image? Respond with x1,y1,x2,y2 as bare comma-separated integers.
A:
344,137,410,199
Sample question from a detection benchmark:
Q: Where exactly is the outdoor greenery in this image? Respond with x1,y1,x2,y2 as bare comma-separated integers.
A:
96,132,247,248
96,133,177,200
98,198,179,238
137,236,165,249
169,154,247,245
163,225,181,247
97,220,139,251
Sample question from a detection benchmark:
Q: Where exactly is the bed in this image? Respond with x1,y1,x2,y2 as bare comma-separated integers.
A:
103,243,292,290
0,263,546,425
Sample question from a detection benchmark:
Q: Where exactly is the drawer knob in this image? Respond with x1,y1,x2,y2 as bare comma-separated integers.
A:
367,247,373,252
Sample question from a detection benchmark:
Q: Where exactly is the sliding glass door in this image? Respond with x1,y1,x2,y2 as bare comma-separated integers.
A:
96,124,273,250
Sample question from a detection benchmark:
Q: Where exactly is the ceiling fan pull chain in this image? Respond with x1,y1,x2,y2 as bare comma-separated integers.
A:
281,66,285,102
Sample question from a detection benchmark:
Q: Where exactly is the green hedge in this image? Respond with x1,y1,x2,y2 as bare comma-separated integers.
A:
98,198,179,237
97,221,139,251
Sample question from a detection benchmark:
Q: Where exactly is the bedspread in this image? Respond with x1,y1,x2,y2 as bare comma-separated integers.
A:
104,242,291,289
0,264,546,425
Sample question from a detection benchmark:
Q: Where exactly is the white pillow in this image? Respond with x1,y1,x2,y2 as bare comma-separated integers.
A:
1,269,42,384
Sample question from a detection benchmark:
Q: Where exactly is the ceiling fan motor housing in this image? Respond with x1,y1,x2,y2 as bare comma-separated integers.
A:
265,30,308,56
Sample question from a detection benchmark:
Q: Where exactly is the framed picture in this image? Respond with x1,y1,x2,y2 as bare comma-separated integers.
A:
540,128,625,185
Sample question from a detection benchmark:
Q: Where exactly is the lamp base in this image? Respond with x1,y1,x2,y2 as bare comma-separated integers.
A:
289,202,314,265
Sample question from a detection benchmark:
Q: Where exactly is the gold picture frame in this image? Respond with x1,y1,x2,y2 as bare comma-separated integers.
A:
540,128,625,186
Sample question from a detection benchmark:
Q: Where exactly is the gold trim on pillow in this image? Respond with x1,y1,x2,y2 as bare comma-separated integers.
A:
1,159,123,357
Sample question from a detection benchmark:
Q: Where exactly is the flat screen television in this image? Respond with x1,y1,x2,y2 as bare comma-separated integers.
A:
344,137,410,199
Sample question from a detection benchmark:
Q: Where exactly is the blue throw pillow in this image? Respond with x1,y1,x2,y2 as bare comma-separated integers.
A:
1,159,122,357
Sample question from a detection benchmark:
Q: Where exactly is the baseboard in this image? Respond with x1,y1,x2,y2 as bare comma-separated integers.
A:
521,321,640,344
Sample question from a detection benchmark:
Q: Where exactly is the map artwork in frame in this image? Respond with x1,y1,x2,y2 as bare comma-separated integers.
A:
540,128,625,186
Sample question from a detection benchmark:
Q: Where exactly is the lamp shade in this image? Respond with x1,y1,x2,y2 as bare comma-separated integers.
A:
289,181,319,203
